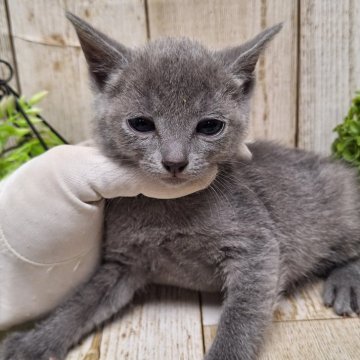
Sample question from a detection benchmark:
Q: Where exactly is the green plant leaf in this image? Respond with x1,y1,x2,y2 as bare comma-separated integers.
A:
0,90,64,180
332,91,360,173
28,91,48,106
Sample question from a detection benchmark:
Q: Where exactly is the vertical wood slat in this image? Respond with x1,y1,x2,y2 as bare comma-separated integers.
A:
298,0,360,154
147,0,298,147
0,0,18,90
99,286,203,360
7,0,148,143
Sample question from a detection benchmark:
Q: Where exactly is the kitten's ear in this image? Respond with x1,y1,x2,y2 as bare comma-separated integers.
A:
217,24,282,92
66,12,131,90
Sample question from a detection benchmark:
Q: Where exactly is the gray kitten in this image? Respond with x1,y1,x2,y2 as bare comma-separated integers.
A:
2,13,360,360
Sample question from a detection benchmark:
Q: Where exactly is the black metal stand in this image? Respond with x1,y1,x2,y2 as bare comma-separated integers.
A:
0,59,68,154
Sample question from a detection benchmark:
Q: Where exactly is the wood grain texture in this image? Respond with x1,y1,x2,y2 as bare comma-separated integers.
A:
201,282,343,329
204,319,360,359
0,0,18,90
67,333,98,360
7,0,147,143
201,281,352,356
298,0,360,154
147,0,298,146
99,286,203,360
273,282,344,322
202,325,217,356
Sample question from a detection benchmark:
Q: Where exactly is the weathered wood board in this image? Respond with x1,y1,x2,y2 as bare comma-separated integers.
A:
7,0,148,143
202,281,360,360
273,282,345,322
57,286,203,360
99,286,203,360
204,319,360,360
200,282,344,331
64,281,360,360
298,0,360,154
0,0,18,90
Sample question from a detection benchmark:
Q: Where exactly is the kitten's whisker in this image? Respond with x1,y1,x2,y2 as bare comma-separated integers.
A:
212,179,237,219
208,184,223,217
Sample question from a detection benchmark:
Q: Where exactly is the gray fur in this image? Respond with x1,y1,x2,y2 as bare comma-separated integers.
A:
2,14,360,360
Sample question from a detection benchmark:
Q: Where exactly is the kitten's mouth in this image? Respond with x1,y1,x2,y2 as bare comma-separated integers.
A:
161,176,188,185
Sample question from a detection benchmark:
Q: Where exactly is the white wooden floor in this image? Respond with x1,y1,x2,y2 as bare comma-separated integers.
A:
64,281,360,360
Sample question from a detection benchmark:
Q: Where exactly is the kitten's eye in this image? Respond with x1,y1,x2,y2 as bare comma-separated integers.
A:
196,119,225,136
128,117,155,133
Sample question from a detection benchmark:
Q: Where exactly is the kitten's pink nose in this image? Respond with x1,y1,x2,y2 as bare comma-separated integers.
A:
162,160,188,175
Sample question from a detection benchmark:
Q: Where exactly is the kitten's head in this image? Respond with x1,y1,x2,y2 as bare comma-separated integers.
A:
68,13,281,187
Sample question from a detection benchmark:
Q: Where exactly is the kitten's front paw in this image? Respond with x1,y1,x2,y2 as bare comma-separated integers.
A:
323,262,360,316
0,331,62,360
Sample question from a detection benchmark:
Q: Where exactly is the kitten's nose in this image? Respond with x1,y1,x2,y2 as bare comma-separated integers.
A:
162,160,188,175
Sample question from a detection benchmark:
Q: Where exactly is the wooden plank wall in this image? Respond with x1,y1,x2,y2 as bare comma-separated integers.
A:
5,0,148,143
1,0,359,152
0,0,18,90
298,0,360,154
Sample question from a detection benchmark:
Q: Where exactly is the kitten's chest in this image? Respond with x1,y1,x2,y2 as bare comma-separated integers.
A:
104,192,234,290
105,192,227,246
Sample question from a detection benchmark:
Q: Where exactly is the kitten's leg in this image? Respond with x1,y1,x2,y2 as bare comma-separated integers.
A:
323,259,360,316
205,244,280,360
0,262,146,360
